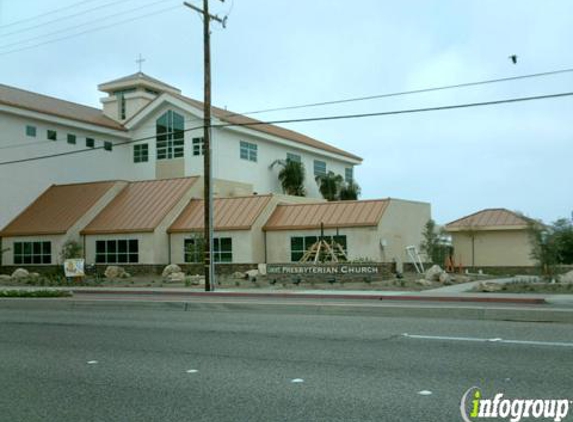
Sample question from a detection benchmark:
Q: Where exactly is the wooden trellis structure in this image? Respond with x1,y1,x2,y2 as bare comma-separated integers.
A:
299,223,348,263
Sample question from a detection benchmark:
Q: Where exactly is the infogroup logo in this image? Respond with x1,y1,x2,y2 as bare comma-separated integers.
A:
460,387,571,422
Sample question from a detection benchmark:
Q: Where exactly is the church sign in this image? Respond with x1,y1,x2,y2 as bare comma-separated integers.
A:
267,263,383,276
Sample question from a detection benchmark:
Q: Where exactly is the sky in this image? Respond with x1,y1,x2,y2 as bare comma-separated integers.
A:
0,0,571,225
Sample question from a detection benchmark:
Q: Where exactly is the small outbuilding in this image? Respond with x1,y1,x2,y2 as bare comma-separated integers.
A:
0,181,125,267
445,208,535,268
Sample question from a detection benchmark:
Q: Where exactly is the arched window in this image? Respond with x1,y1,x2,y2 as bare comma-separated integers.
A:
156,110,184,160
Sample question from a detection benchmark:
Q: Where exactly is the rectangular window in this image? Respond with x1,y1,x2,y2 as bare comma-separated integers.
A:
156,110,184,160
47,130,57,141
192,137,205,156
26,125,37,137
13,241,51,265
104,141,113,151
134,144,149,163
287,153,301,163
95,239,138,264
345,167,353,183
67,134,76,145
314,160,326,176
240,141,257,162
290,235,347,262
184,237,232,263
86,138,95,148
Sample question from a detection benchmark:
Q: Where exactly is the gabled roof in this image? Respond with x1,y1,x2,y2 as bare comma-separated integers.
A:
263,199,389,231
445,208,531,231
0,181,119,237
98,72,181,95
168,195,273,233
0,83,125,130
176,94,363,162
81,177,198,235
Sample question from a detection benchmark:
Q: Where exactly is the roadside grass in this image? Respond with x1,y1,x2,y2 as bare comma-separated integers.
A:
0,290,73,298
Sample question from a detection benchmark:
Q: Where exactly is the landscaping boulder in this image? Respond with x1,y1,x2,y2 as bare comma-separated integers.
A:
439,272,452,284
424,265,444,281
119,272,132,279
104,266,125,279
187,275,204,286
245,269,259,280
11,268,29,279
166,271,186,283
477,281,502,293
559,270,573,284
416,279,433,287
232,271,246,279
29,272,40,279
257,263,267,276
453,275,472,284
0,274,11,282
162,264,182,278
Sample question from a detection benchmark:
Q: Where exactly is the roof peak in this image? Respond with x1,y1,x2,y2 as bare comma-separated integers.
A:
98,72,181,94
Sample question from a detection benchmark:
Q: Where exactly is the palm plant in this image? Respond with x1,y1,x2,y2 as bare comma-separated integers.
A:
315,171,343,201
278,160,306,196
339,181,361,200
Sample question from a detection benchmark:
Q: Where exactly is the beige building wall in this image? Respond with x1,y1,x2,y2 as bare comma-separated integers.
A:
264,198,430,265
450,229,535,267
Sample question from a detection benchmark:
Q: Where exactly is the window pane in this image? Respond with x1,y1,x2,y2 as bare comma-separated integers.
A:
287,153,301,163
129,240,138,253
33,243,41,254
220,238,232,252
67,134,76,144
43,254,52,264
345,168,353,182
314,160,326,176
86,138,95,148
117,254,127,263
107,240,116,253
42,242,51,255
47,130,57,141
291,237,303,251
14,255,22,265
128,253,138,263
96,254,105,263
96,241,105,254
23,242,32,255
26,125,37,137
32,255,42,264
14,243,22,255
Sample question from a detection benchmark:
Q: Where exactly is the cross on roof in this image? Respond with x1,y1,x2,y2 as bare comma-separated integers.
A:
136,54,146,73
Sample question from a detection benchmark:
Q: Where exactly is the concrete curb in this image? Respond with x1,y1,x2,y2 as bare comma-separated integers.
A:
71,288,547,305
2,297,573,324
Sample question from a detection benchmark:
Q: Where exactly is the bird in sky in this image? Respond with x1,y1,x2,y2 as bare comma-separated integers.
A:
509,54,518,64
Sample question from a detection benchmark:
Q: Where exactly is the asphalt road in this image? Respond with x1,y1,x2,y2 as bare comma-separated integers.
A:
0,301,572,422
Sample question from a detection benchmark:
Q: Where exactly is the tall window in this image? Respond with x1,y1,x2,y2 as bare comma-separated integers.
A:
192,137,205,156
95,240,139,264
345,167,353,182
14,241,51,264
134,144,149,163
67,134,76,145
240,141,257,162
314,160,326,176
26,125,37,137
287,152,301,163
156,110,185,160
184,237,232,263
290,235,347,262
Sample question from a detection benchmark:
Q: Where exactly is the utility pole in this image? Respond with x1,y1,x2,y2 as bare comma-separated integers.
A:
184,0,225,292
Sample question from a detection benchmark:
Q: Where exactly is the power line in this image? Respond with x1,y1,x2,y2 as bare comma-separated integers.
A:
0,0,176,51
0,4,180,56
227,67,573,117
0,0,131,38
1,90,571,167
0,0,101,30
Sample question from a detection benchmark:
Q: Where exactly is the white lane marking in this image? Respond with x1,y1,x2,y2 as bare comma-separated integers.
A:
87,360,98,365
402,333,573,348
186,369,199,374
291,378,304,383
418,390,433,396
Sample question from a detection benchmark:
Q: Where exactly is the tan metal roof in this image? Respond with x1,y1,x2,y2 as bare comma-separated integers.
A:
263,199,389,231
175,95,363,162
0,181,118,237
98,72,181,94
445,208,530,231
0,84,125,130
169,195,273,233
81,177,198,235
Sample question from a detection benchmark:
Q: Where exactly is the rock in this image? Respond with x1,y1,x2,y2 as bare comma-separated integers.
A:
453,275,472,284
232,271,246,279
439,272,452,284
29,272,40,278
477,281,502,293
257,263,267,276
120,272,131,279
166,271,186,283
424,265,444,281
188,275,204,286
11,268,29,279
559,270,573,284
245,269,259,280
104,266,125,279
162,264,182,278
416,279,433,287
0,274,11,282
